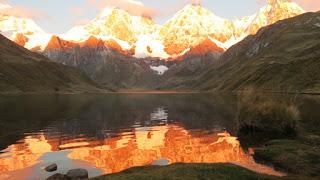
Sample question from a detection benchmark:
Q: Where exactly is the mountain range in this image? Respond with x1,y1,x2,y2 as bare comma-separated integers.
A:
0,0,319,93
0,0,304,59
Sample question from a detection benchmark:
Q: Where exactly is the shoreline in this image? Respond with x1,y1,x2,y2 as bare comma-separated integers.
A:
1,89,320,96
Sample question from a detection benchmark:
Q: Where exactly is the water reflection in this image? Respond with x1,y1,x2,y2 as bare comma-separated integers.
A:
67,124,284,176
150,107,168,122
2,93,313,179
0,124,284,179
0,134,51,172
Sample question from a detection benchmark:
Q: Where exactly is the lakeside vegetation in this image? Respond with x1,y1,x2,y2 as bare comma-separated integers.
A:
236,90,320,179
236,88,299,142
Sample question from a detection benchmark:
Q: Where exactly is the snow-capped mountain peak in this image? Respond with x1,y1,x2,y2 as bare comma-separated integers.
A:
60,7,162,57
0,3,51,50
235,0,305,37
159,4,233,56
67,7,157,43
230,0,305,48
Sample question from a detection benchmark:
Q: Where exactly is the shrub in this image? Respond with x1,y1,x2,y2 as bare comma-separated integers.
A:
236,88,300,137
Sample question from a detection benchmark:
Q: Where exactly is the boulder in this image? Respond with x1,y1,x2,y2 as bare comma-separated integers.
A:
45,163,57,172
46,173,67,180
65,169,89,180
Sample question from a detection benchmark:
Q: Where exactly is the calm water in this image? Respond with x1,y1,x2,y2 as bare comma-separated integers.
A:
0,93,319,179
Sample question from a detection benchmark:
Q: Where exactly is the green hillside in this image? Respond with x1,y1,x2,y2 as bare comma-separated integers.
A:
0,35,103,94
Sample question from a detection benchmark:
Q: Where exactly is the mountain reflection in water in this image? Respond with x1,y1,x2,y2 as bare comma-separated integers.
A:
0,94,289,179
67,125,284,176
0,124,284,179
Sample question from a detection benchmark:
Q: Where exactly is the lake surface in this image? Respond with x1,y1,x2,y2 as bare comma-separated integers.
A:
0,93,319,179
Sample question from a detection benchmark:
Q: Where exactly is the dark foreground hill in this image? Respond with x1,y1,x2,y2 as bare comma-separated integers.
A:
159,12,320,94
94,163,276,180
0,35,103,94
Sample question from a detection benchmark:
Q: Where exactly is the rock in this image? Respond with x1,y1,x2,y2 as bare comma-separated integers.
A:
65,169,89,180
45,163,57,172
46,173,67,180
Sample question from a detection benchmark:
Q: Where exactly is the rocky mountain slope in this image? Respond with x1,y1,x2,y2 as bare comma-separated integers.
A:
160,12,320,93
0,35,102,94
159,52,222,89
44,36,159,89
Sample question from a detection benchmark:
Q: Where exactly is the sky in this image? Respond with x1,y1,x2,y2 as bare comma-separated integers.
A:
1,0,319,34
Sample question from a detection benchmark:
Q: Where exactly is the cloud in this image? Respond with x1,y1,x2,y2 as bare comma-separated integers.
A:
75,0,158,18
69,6,85,15
191,0,202,6
294,0,320,12
257,0,320,11
106,0,158,17
75,19,92,25
0,0,48,19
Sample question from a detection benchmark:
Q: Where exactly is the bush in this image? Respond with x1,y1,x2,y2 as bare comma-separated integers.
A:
236,88,300,138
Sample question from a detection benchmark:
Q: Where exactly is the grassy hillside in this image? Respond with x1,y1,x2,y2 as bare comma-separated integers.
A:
158,53,221,90
0,35,103,94
94,163,277,180
159,12,320,94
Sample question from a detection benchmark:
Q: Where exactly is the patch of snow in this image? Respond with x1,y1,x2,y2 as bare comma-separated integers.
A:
0,30,14,38
208,36,226,50
98,7,113,19
60,26,89,42
315,23,320,28
223,34,248,49
24,33,51,50
61,27,133,51
150,65,168,75
134,34,170,59
106,36,132,50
